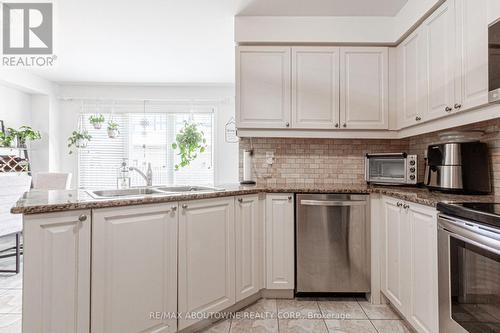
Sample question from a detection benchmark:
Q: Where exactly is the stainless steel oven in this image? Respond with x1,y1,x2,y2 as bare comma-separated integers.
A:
365,153,417,185
489,18,500,103
438,212,500,333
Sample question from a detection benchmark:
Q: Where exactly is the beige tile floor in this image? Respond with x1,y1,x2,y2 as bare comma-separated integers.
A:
198,298,413,333
0,234,23,333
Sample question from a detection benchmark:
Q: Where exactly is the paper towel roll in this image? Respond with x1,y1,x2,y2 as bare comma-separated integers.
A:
243,150,253,182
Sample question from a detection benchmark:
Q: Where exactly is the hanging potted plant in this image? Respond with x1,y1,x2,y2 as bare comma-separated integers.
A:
8,126,42,148
107,121,120,138
89,114,105,129
67,130,92,154
171,121,207,171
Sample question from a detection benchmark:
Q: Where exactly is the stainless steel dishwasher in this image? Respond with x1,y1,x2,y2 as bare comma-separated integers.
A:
296,193,370,293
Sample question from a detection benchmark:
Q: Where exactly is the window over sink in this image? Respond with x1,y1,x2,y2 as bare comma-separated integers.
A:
77,102,214,189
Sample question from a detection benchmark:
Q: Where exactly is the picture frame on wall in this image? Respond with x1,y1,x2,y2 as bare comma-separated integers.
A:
0,120,4,135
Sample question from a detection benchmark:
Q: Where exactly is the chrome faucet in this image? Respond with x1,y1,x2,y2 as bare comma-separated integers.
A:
129,162,153,187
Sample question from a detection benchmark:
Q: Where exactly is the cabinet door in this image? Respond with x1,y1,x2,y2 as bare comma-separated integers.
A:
455,0,489,111
236,46,291,129
235,195,262,302
178,198,235,330
23,210,91,333
340,47,389,129
408,204,439,333
423,0,456,120
265,194,294,290
291,47,340,129
397,27,428,128
381,198,409,313
91,204,178,333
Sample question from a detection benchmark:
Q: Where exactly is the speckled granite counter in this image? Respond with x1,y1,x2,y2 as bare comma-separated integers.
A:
11,184,496,215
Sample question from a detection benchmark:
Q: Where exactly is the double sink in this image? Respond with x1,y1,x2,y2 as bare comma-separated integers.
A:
87,186,224,199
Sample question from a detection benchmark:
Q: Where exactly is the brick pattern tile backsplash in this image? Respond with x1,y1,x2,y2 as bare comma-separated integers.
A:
239,118,500,196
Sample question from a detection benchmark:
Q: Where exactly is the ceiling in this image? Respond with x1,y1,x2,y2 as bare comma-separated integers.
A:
30,0,408,84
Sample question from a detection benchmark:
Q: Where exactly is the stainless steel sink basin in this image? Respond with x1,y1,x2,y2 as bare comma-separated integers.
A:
155,186,224,193
87,188,163,199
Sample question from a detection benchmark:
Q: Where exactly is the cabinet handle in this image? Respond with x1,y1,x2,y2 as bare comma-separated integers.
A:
454,104,462,110
397,202,403,207
415,116,422,121
445,106,453,112
78,214,87,222
171,206,177,212
335,123,339,128
288,196,293,201
285,122,290,127
238,198,243,203
403,204,410,209
182,204,188,209
342,123,347,128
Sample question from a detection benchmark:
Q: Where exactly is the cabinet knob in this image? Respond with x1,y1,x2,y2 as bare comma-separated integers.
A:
238,198,243,203
445,106,453,112
454,104,462,110
288,196,293,201
78,214,87,222
285,122,290,127
403,204,410,209
335,123,339,128
415,116,422,121
171,206,177,212
342,123,347,128
397,202,403,207
182,204,188,209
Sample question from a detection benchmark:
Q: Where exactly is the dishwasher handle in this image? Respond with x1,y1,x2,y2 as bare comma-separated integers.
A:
300,199,367,207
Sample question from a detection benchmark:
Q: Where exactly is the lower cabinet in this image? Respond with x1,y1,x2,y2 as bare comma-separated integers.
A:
23,210,91,333
91,204,178,333
265,193,295,290
235,195,263,302
178,197,236,330
381,196,439,333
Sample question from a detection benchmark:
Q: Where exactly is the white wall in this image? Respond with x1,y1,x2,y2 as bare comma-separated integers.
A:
0,84,32,129
56,84,239,188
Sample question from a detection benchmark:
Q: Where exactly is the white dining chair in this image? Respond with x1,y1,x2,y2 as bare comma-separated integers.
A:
32,172,72,190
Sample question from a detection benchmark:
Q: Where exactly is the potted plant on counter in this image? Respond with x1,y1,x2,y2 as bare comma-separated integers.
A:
171,121,207,171
107,120,120,138
89,114,105,129
67,130,92,154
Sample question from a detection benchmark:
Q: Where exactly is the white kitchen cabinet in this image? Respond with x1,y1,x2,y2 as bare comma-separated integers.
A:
340,47,389,129
23,210,91,333
381,197,409,314
265,193,294,290
397,27,427,128
407,204,439,333
91,204,178,333
291,47,340,129
381,197,439,333
455,0,489,111
423,0,457,121
236,46,291,129
235,195,262,301
178,197,235,330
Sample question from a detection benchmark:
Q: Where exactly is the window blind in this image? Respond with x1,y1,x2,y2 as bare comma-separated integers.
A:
78,102,214,190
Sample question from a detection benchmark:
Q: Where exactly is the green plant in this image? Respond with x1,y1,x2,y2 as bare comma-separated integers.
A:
0,131,15,147
15,126,41,144
107,121,119,131
89,114,105,128
171,121,207,171
67,130,92,154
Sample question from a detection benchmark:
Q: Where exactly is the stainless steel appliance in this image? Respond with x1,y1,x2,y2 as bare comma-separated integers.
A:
424,142,491,194
489,19,500,103
296,194,370,293
437,202,500,333
365,153,417,185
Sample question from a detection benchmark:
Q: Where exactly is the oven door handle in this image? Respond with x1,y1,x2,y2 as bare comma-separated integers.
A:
300,200,367,207
438,217,500,255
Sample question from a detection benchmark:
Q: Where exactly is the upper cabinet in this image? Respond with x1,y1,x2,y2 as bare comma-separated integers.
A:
236,46,291,128
397,0,489,129
292,47,340,129
236,46,389,131
340,47,389,129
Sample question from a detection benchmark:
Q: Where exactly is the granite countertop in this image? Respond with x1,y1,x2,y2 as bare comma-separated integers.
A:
11,183,496,215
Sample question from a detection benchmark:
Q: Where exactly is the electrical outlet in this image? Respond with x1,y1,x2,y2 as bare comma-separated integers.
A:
266,152,275,165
